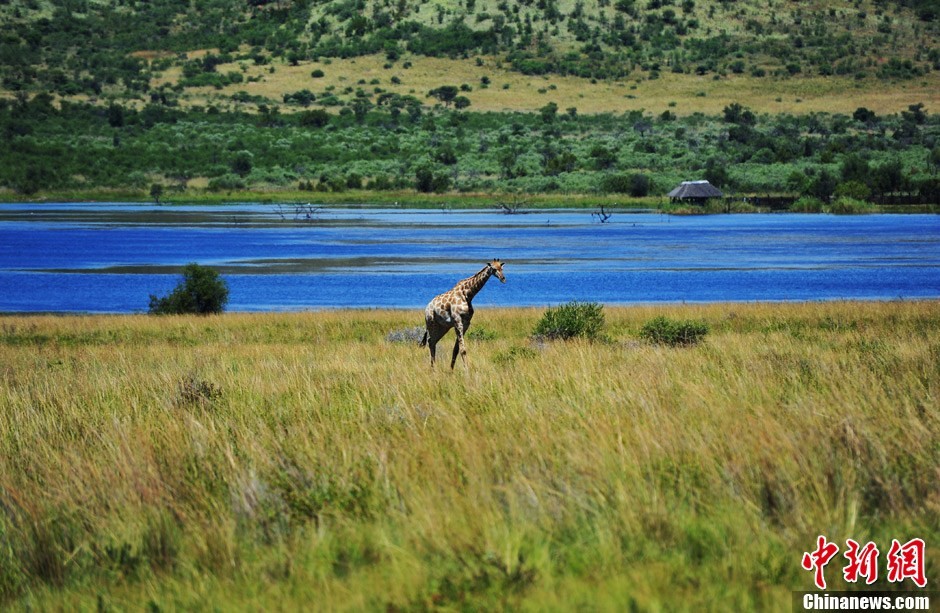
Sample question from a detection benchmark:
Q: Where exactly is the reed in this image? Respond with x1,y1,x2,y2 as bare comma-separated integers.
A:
1,302,937,610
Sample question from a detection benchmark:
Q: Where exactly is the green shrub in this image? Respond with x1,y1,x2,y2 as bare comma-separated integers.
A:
827,196,875,215
639,316,709,347
149,264,230,315
207,174,246,192
789,196,824,213
599,173,631,194
346,173,363,189
533,301,605,341
414,165,451,193
834,181,871,201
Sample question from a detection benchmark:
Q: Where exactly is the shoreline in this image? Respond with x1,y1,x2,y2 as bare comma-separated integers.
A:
1,189,937,213
2,297,937,319
0,189,657,209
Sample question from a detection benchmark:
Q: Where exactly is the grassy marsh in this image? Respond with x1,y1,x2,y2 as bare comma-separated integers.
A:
1,302,937,610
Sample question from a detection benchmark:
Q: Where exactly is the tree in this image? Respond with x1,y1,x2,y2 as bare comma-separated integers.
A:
871,160,905,195
150,183,164,204
428,85,459,106
540,101,558,124
453,95,471,110
415,165,451,193
703,157,729,188
629,173,651,197
107,103,125,128
929,146,940,174
299,109,330,128
903,103,927,125
590,145,617,170
853,107,877,124
809,169,838,202
149,263,229,315
722,102,756,126
231,150,253,177
840,154,870,185
599,174,630,193
350,97,372,122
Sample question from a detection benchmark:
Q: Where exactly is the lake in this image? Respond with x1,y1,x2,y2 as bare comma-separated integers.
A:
0,203,938,313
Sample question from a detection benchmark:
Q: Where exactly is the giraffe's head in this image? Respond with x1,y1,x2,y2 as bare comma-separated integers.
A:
488,259,506,283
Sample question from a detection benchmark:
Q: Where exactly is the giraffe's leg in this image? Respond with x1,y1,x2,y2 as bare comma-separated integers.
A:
427,325,446,368
451,315,470,370
450,337,460,369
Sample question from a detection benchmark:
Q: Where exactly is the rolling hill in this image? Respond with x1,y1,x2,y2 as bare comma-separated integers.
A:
0,0,937,203
0,0,937,109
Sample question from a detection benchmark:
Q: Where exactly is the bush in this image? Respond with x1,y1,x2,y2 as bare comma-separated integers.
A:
149,264,230,315
789,196,824,213
639,316,709,347
346,173,363,189
208,174,246,192
628,173,651,197
834,181,871,201
533,301,605,341
827,197,875,215
299,109,330,127
599,174,631,194
415,165,451,193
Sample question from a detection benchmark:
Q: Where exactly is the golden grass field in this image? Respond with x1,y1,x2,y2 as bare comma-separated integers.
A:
1,301,937,610
155,53,940,116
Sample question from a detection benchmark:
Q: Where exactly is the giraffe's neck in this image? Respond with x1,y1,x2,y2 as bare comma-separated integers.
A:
455,265,493,301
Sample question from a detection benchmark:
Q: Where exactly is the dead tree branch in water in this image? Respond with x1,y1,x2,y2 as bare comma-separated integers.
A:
495,194,530,214
592,205,613,223
276,203,322,222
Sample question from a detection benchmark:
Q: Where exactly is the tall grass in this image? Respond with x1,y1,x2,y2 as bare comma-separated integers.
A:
1,302,937,610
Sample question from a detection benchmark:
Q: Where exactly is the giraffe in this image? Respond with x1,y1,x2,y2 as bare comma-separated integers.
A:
420,259,506,369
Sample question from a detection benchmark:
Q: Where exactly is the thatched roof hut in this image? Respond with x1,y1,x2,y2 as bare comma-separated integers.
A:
668,180,723,203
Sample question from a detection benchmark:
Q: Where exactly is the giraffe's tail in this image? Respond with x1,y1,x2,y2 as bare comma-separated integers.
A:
419,328,428,347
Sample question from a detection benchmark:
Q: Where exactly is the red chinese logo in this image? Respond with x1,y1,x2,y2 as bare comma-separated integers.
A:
802,535,840,590
843,539,879,585
887,538,927,588
802,536,927,590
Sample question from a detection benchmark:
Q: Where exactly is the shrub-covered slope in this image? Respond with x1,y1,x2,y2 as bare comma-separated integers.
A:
1,0,937,101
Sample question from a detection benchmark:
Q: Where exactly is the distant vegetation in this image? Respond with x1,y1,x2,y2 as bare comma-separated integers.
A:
0,1,937,204
0,0,937,100
1,93,937,204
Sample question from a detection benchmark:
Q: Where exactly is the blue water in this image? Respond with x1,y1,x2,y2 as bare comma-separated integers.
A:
0,203,938,312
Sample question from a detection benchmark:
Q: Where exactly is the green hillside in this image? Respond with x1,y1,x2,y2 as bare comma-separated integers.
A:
1,0,937,102
0,0,938,204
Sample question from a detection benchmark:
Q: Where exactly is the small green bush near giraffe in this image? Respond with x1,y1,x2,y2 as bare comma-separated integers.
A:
1,301,937,610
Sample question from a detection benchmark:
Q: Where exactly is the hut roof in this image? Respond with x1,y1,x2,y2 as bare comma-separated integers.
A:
667,180,723,199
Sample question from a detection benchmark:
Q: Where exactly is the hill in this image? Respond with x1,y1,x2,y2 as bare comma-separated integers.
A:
0,0,938,107
0,1,938,204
